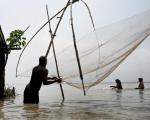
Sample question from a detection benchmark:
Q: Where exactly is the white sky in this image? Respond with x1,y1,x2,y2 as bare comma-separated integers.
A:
0,0,150,87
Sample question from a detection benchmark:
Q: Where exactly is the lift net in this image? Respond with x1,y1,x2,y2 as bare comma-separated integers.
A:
18,10,150,90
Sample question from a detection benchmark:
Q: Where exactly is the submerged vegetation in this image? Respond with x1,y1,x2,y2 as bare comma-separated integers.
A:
4,87,15,98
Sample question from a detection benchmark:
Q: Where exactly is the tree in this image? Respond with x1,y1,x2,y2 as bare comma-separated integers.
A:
6,30,26,49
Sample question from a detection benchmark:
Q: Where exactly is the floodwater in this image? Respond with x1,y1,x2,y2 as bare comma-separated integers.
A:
0,82,150,120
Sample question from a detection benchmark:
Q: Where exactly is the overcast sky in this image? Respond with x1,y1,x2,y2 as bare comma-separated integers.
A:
0,0,150,87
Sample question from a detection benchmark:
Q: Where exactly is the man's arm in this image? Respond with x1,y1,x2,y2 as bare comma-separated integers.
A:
110,86,117,89
43,77,62,85
42,68,62,85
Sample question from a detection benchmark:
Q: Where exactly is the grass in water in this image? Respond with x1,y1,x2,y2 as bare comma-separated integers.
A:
4,87,15,98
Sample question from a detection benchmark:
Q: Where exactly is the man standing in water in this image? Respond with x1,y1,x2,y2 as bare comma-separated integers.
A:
23,56,61,104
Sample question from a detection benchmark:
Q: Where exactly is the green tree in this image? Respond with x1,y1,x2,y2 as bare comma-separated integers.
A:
6,30,26,48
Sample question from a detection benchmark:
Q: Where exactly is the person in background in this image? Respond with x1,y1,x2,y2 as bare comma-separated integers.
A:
110,79,123,90
23,56,61,104
135,78,144,89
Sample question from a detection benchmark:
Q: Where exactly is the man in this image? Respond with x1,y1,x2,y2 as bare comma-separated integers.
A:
23,56,61,104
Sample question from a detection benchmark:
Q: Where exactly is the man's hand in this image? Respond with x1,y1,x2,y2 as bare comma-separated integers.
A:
56,78,62,83
48,76,62,83
51,76,57,80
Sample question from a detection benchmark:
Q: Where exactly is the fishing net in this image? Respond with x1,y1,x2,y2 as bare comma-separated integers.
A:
17,10,150,90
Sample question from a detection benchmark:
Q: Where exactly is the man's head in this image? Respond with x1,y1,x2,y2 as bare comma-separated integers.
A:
39,56,47,67
115,79,121,84
138,78,143,82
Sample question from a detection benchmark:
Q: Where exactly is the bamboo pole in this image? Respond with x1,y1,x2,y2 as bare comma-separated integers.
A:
46,5,65,101
70,1,86,95
45,0,71,56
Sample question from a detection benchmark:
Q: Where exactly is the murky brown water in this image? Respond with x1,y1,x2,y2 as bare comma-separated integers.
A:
0,82,150,120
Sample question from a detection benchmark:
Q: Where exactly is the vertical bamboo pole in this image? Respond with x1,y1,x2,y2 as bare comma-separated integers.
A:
46,5,65,101
70,1,86,95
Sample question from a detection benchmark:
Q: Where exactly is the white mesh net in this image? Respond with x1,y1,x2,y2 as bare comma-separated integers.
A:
17,10,150,90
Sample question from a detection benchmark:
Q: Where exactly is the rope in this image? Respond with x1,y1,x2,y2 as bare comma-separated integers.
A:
81,0,101,77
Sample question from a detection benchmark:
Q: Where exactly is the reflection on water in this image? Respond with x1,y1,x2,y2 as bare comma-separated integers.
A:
0,100,4,119
139,90,144,103
115,89,122,101
0,82,150,120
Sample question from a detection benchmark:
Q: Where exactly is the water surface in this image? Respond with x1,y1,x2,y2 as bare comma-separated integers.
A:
0,82,150,120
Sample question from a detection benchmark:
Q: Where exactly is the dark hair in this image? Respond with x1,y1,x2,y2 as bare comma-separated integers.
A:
138,78,143,82
39,56,47,66
115,79,120,83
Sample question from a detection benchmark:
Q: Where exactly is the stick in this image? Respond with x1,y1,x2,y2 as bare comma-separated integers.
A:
46,4,65,101
70,1,86,95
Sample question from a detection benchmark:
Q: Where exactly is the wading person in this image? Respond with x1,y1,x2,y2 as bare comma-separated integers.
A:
135,78,144,89
110,79,123,90
23,56,61,104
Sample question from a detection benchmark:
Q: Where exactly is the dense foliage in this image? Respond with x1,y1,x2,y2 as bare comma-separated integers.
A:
6,30,26,48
